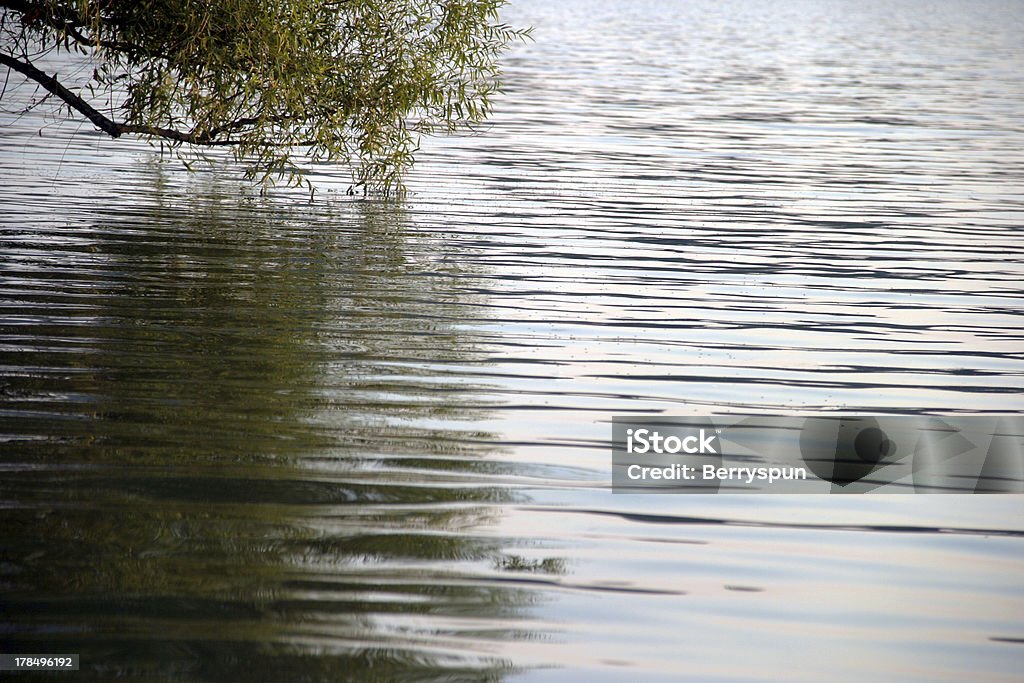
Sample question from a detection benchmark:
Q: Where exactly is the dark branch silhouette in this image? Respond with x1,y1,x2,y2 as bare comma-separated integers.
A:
0,53,246,145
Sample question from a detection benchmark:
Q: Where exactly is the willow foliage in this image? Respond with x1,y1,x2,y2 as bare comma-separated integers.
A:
0,0,528,193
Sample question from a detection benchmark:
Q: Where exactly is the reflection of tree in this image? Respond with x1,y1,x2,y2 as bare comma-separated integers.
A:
0,174,551,681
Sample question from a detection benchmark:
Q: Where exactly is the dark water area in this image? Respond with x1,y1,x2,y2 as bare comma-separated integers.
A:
2,0,1024,680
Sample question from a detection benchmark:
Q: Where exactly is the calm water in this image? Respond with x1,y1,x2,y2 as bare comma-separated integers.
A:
2,0,1024,680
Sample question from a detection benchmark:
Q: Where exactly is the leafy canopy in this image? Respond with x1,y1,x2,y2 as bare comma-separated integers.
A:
0,0,528,193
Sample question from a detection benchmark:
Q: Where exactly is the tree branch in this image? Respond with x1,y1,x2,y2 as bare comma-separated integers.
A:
118,122,242,146
0,51,244,145
0,0,141,52
0,50,122,136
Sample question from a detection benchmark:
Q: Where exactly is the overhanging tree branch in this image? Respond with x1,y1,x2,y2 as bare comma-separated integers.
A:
1,0,144,53
0,51,122,136
117,122,243,146
0,51,242,145
1,0,530,193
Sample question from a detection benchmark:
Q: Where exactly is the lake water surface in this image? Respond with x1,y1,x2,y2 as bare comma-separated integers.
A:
2,0,1024,680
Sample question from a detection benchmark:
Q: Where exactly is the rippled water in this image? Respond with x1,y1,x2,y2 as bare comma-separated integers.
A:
2,0,1024,680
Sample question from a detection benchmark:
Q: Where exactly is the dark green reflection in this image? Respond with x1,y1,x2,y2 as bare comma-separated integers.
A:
0,175,531,681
